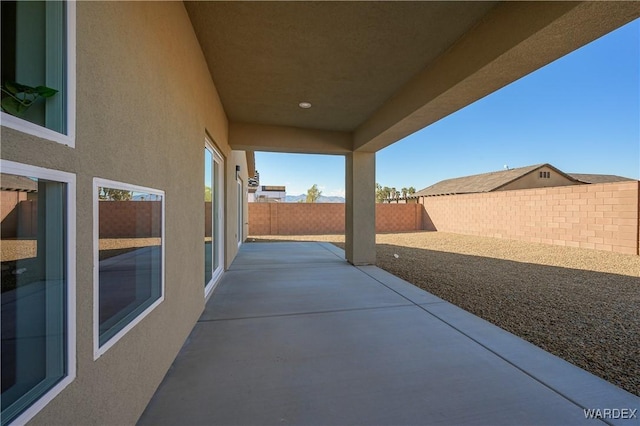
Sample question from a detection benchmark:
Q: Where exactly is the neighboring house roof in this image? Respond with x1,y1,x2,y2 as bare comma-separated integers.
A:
411,164,578,197
567,173,635,184
0,173,38,192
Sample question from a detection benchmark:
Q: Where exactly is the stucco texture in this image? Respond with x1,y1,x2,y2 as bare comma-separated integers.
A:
1,2,246,424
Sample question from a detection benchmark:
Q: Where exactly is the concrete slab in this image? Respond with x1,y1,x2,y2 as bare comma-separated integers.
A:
141,306,595,425
201,265,412,320
229,242,343,270
325,244,444,305
139,242,638,426
316,241,347,259
357,265,445,305
421,302,640,426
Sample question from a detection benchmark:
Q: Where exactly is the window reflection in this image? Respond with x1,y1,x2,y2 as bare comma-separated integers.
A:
97,186,162,347
204,149,213,285
204,146,222,290
1,173,67,425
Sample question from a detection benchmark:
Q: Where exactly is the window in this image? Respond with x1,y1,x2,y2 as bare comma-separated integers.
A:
0,1,75,147
0,160,76,426
93,179,164,358
204,141,224,296
539,171,550,179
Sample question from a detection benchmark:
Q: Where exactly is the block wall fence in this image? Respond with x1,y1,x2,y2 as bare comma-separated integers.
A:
1,191,32,238
248,181,640,255
248,203,422,235
3,182,636,254
0,199,162,239
98,201,162,238
418,181,639,255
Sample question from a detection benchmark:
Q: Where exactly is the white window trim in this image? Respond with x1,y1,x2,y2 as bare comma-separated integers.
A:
237,177,243,248
0,1,76,148
204,139,224,299
93,178,165,360
0,160,76,426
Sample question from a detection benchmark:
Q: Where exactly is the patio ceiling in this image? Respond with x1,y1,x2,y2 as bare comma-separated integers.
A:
185,1,640,154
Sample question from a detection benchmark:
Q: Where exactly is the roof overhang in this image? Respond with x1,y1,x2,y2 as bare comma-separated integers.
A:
185,1,640,154
245,151,256,178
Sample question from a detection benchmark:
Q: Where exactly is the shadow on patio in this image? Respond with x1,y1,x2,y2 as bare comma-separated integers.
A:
139,242,639,425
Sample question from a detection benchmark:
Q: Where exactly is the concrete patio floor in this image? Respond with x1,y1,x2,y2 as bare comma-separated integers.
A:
139,242,639,425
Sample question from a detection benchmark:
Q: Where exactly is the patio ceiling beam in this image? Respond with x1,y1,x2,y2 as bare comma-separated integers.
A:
245,151,256,178
353,1,640,153
229,122,352,155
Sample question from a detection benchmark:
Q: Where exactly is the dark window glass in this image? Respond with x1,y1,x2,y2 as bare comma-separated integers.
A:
97,186,162,347
1,173,67,425
1,1,66,133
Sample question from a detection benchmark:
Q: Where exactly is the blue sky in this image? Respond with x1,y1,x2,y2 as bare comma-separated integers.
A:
255,18,639,197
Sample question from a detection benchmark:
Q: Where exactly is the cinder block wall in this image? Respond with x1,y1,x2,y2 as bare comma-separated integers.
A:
1,193,34,238
248,203,422,235
98,201,162,238
376,203,424,232
248,203,272,235
277,203,345,234
249,183,639,255
4,197,166,239
419,181,639,255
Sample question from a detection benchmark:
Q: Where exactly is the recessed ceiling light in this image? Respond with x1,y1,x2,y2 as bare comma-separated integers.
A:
298,102,312,109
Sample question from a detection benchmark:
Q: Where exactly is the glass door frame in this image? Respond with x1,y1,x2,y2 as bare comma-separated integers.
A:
204,139,224,298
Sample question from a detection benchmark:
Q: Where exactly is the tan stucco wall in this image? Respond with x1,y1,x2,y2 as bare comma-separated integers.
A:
229,122,352,154
345,152,376,265
499,166,580,191
227,150,249,268
1,2,245,424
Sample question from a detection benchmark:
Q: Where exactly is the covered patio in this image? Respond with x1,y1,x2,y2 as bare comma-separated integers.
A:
3,2,640,424
139,242,638,425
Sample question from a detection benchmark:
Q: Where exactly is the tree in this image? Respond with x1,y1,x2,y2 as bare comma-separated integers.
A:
306,184,322,203
375,183,392,203
99,188,133,201
205,186,212,202
377,183,416,202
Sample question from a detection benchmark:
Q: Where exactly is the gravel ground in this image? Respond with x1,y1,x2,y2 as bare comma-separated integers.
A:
249,232,640,396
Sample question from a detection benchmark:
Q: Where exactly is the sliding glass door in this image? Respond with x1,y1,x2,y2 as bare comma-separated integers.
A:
204,141,224,295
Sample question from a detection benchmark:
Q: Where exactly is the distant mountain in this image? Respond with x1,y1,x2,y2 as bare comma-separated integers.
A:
285,194,306,203
285,194,345,203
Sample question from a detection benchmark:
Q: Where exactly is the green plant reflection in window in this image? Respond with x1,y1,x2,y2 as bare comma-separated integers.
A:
1,81,58,117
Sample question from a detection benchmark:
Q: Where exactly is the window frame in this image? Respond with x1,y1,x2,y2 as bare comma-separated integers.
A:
92,178,165,360
204,139,224,298
0,1,76,148
0,159,76,426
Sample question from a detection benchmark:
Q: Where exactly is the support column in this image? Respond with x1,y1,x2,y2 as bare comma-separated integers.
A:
345,152,376,265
